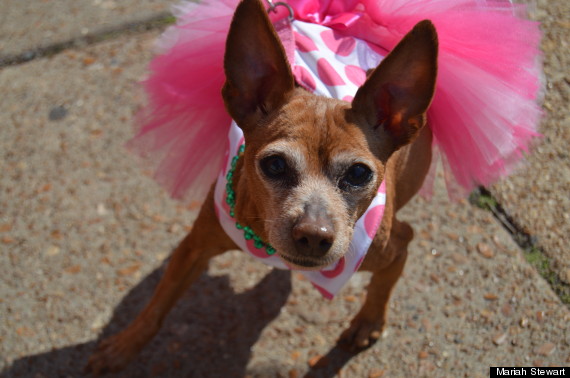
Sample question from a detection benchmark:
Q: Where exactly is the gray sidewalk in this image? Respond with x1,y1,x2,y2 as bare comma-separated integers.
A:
490,0,570,291
1,1,568,377
0,0,171,60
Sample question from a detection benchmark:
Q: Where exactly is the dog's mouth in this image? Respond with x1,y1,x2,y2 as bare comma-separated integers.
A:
278,253,336,271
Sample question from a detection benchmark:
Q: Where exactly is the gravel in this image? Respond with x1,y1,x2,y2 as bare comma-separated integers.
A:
0,1,568,377
490,0,570,286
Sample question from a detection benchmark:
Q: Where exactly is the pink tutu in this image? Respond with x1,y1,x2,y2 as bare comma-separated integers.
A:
128,0,542,203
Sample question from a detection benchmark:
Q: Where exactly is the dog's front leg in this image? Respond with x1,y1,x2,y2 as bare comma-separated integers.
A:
86,188,236,374
340,219,412,350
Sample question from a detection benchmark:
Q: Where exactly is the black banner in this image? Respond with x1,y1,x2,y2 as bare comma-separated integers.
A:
490,367,568,377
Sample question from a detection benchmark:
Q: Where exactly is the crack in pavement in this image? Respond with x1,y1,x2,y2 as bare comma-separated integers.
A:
470,187,570,307
0,12,174,68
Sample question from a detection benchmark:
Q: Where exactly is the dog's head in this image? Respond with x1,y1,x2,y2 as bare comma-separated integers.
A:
222,0,437,269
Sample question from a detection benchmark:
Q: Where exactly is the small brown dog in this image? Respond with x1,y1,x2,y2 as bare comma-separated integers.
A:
87,0,437,373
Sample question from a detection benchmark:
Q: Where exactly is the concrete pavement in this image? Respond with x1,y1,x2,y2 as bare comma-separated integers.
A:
490,0,570,291
0,0,171,60
1,0,568,376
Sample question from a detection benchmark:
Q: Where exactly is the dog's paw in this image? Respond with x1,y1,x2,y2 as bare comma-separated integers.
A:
338,316,384,351
85,333,139,376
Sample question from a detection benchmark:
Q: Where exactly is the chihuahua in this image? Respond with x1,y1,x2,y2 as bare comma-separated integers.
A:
87,0,437,373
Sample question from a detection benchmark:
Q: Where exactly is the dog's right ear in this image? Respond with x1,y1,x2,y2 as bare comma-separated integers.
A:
352,20,438,160
222,0,295,129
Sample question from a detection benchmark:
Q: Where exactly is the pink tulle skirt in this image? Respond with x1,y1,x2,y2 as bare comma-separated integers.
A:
127,0,542,203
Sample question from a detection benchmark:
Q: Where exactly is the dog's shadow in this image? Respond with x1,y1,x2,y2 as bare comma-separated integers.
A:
3,259,294,377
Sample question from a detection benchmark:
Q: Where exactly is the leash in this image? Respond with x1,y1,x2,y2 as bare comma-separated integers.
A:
265,0,296,65
266,0,294,21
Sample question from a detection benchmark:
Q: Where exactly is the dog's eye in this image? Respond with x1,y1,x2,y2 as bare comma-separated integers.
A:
260,155,288,179
341,164,372,188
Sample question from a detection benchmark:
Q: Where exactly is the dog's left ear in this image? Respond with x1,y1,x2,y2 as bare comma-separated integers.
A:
352,20,438,158
222,0,295,129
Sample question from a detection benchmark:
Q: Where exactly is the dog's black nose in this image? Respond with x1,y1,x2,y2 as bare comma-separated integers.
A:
292,224,334,256
292,204,335,257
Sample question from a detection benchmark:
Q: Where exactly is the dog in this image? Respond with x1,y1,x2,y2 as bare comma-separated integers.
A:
86,0,437,373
